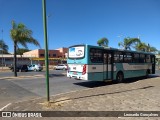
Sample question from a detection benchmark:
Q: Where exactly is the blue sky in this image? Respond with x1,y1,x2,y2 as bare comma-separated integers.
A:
0,0,160,53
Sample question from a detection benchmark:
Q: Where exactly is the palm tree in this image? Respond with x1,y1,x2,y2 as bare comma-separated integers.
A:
16,48,30,55
10,20,40,77
136,42,157,52
0,40,9,54
135,42,148,51
118,37,140,50
97,37,109,47
147,44,157,52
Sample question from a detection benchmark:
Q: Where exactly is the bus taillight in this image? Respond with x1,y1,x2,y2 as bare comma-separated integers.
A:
82,64,86,75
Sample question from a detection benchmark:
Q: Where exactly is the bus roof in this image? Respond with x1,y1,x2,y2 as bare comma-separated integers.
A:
68,44,155,55
87,44,155,55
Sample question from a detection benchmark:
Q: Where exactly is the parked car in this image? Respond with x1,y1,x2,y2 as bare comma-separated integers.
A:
28,64,43,71
10,64,28,72
54,64,67,70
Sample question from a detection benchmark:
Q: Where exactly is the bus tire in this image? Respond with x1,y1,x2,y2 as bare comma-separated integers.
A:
116,72,124,83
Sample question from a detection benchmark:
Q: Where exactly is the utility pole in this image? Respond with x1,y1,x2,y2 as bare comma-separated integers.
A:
47,14,51,65
42,0,50,102
1,29,3,70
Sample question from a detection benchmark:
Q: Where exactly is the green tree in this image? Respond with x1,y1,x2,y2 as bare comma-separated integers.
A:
135,42,148,51
16,48,30,55
10,20,40,77
118,37,140,50
136,42,157,52
97,37,109,47
0,40,9,54
147,44,157,52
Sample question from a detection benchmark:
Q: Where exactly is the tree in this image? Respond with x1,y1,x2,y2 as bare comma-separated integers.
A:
118,37,140,50
97,37,109,47
16,48,30,55
135,42,157,52
147,45,157,52
10,20,40,77
135,42,148,51
0,40,9,54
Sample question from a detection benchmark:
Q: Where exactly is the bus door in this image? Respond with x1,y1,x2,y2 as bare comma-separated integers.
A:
103,51,113,80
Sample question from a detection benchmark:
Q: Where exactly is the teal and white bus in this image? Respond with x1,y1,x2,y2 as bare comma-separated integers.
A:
67,44,155,82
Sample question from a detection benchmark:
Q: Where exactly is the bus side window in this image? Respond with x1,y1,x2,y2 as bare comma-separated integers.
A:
114,52,119,63
146,55,151,63
114,52,123,63
108,54,111,64
124,53,132,63
140,54,145,63
119,54,123,62
151,55,155,63
133,53,139,63
90,48,103,63
104,54,107,64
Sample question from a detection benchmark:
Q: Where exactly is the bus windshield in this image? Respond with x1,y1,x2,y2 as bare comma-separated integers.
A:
68,46,85,58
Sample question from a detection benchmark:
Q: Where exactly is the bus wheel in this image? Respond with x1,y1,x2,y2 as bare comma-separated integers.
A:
116,72,124,83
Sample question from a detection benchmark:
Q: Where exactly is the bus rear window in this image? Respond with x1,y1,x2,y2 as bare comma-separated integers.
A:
68,46,85,58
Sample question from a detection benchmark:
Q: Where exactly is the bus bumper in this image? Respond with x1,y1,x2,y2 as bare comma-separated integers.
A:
67,73,87,80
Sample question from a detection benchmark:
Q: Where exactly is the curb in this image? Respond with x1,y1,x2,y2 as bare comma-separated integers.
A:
0,73,67,80
0,75,45,80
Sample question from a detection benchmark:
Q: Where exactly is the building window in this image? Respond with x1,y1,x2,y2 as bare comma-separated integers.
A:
40,54,44,57
53,54,56,57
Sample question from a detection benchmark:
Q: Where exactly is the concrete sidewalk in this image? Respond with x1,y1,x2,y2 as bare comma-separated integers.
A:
1,77,160,119
0,67,10,72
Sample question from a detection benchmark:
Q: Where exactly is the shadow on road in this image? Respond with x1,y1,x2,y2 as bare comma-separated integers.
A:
123,75,159,84
49,74,65,78
50,85,154,104
73,75,159,88
74,81,113,88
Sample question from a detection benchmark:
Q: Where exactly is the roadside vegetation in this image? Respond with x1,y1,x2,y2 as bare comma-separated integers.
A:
97,36,158,53
97,37,109,47
10,20,40,77
0,39,9,54
1,19,160,75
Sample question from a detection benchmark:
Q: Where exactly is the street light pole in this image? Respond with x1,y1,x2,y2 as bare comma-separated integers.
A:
47,14,51,65
47,14,51,41
1,29,3,70
42,0,50,102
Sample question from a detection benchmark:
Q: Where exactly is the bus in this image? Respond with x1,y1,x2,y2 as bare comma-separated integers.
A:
67,44,155,82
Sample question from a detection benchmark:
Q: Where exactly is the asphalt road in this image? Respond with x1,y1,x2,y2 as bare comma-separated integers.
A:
0,70,90,109
0,70,61,78
0,70,160,110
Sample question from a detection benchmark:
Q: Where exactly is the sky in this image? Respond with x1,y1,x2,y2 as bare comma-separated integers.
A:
0,0,160,53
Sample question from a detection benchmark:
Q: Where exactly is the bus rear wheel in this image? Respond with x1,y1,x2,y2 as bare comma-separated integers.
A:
116,72,124,83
